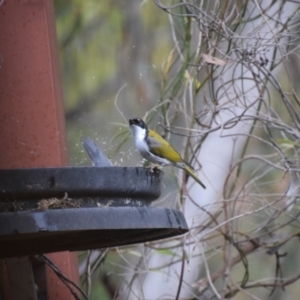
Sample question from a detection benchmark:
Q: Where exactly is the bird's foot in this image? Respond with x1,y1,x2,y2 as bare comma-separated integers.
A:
147,165,161,173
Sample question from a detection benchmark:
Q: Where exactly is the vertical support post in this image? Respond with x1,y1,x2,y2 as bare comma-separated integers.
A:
0,1,79,299
5,258,37,300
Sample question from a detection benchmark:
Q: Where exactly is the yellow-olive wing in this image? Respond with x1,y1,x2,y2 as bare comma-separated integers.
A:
147,129,183,163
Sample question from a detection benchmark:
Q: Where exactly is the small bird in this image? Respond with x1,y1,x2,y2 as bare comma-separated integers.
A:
129,118,206,189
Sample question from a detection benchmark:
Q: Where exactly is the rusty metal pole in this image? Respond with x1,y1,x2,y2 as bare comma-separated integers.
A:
0,0,79,299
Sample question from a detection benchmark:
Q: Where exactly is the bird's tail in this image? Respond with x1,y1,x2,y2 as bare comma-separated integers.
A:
181,164,206,189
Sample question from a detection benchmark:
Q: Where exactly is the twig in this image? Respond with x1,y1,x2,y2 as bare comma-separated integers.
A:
37,254,89,300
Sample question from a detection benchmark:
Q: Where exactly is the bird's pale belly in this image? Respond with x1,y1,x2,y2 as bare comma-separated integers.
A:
134,135,171,166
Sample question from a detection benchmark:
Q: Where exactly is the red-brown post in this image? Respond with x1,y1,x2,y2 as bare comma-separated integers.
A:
0,0,79,299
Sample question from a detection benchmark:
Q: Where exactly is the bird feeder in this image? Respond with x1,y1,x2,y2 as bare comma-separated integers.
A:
0,167,188,258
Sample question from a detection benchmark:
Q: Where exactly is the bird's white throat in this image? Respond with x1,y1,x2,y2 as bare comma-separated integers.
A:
131,125,147,146
131,124,146,140
130,125,148,152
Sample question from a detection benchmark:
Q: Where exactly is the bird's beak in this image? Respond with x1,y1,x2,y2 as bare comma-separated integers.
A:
129,119,134,126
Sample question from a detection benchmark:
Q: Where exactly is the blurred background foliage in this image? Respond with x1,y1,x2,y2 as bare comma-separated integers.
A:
53,1,300,299
54,0,172,168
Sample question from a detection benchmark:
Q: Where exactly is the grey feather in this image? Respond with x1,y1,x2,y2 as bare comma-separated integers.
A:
146,136,161,148
81,137,112,167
